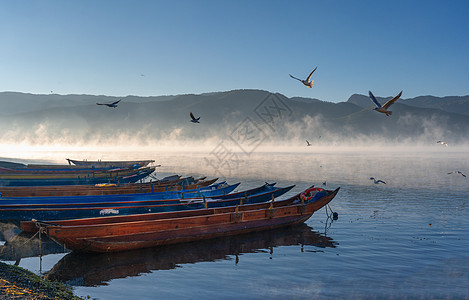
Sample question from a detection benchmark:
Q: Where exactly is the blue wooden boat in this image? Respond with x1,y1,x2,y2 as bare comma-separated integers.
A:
208,182,277,200
15,184,294,223
0,182,239,207
11,183,280,210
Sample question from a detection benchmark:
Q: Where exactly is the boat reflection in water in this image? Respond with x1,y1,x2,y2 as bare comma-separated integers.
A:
45,223,336,287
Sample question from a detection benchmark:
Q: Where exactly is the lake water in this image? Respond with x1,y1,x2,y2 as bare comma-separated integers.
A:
1,150,468,299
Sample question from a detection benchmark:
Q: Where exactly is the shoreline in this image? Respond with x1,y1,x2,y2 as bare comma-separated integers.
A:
0,262,83,300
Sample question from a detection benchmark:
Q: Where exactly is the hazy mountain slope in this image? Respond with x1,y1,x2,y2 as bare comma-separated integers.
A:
347,93,469,115
1,90,468,145
0,92,176,116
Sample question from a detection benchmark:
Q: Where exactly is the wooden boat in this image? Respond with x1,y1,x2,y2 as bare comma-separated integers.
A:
44,223,335,286
0,177,216,197
0,166,152,180
17,184,293,225
0,167,156,187
0,181,237,207
66,159,154,168
36,186,339,253
0,164,145,174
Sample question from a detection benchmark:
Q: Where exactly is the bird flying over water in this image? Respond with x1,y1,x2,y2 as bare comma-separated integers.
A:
96,100,121,108
289,66,318,88
370,177,386,184
447,171,466,177
368,91,402,116
306,140,312,146
437,141,448,147
190,112,200,123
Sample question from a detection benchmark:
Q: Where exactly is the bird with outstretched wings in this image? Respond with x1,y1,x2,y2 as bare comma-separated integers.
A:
448,170,466,177
289,66,318,88
368,91,402,116
96,100,121,108
190,112,200,123
370,177,386,184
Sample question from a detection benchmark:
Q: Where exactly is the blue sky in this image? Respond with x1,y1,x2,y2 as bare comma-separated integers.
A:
0,0,468,102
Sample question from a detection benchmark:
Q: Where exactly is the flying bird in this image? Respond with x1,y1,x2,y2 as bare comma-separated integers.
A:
437,141,448,147
190,112,200,123
96,100,121,108
306,140,312,146
368,91,402,116
289,66,318,88
370,177,386,184
447,171,466,177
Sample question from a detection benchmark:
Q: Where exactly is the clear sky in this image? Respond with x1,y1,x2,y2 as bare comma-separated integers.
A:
0,0,468,102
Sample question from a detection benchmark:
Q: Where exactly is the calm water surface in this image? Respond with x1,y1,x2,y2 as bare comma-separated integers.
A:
1,151,468,299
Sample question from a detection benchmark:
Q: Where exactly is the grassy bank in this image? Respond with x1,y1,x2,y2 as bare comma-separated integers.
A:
0,262,84,300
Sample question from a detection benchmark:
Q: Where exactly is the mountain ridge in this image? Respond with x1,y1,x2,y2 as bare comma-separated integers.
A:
1,90,468,145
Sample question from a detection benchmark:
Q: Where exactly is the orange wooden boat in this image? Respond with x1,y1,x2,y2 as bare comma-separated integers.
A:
36,186,339,253
44,223,335,285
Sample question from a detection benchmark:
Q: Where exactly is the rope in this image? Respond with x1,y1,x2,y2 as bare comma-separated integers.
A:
0,228,41,254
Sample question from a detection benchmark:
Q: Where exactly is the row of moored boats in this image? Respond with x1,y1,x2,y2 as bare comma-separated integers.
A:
0,159,340,253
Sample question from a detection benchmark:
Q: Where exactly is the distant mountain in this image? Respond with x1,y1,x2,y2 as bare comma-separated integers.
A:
1,90,468,145
347,93,469,115
0,92,174,116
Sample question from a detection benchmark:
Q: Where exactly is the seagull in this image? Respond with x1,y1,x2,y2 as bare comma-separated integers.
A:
190,112,200,123
306,140,312,146
368,91,402,116
370,177,386,184
437,141,448,147
447,171,466,177
289,66,318,88
96,99,121,108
